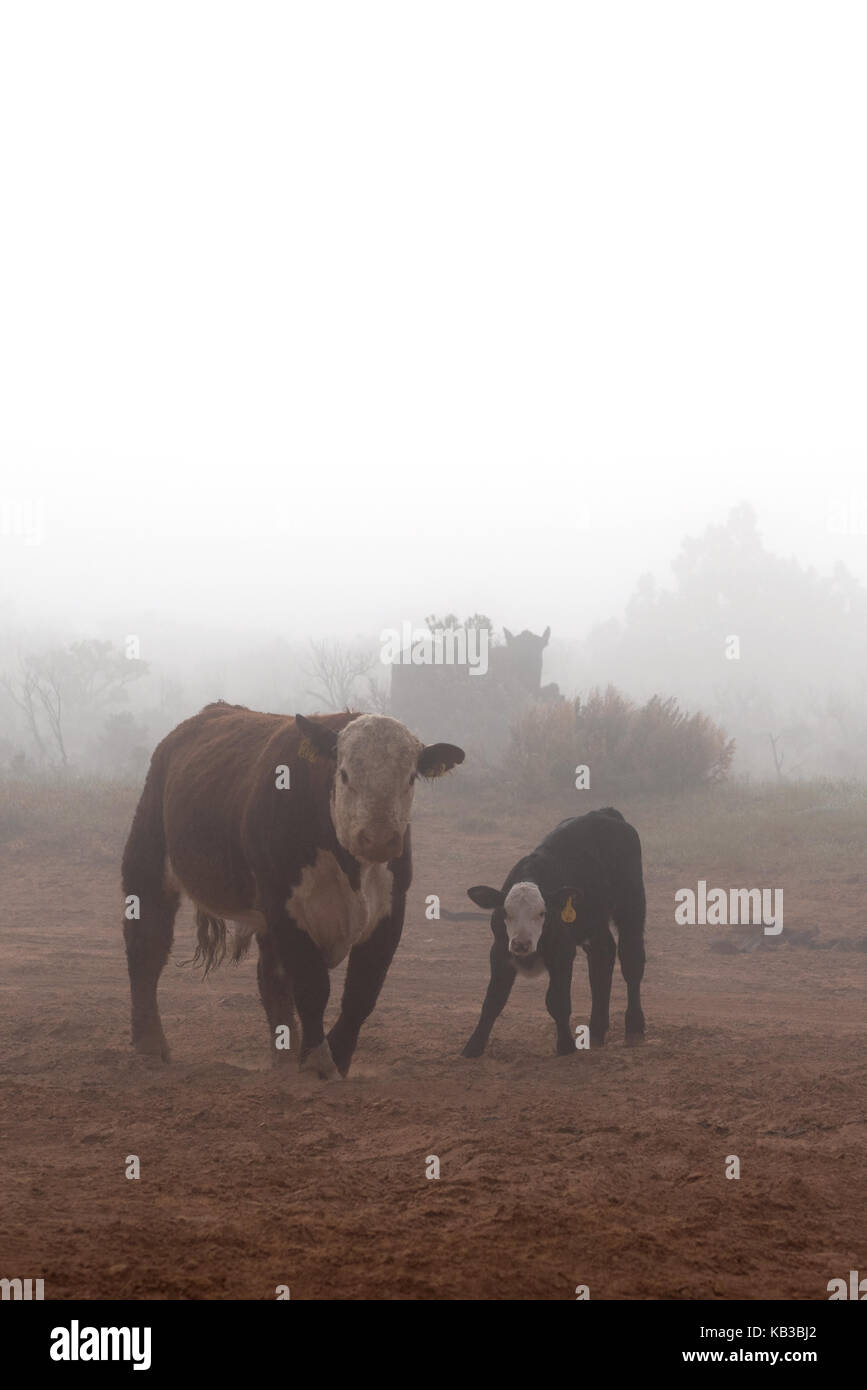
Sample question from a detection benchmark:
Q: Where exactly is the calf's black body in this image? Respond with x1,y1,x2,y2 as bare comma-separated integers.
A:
462,808,646,1056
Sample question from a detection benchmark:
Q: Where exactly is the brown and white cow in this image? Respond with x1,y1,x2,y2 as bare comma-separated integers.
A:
122,703,464,1078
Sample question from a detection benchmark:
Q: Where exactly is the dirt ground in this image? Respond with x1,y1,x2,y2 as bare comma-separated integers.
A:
0,781,864,1300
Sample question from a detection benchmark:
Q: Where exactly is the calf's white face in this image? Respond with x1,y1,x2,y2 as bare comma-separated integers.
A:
503,881,546,957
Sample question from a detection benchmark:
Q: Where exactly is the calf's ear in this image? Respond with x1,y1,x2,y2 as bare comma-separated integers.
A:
294,714,339,759
417,742,465,779
547,885,584,922
467,885,504,911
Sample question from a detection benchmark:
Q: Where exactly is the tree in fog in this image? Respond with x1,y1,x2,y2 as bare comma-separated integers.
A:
1,639,148,768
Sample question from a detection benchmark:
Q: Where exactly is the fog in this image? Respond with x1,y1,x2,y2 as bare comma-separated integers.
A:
1,2,865,777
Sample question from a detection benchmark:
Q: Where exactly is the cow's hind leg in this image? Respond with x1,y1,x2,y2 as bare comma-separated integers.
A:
122,879,179,1062
328,912,403,1076
256,933,300,1066
122,766,178,1061
583,926,616,1047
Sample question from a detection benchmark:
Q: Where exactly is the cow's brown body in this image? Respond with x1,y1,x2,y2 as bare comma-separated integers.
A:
122,703,462,1077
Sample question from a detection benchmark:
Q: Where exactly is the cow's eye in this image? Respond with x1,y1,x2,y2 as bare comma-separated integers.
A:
340,769,349,785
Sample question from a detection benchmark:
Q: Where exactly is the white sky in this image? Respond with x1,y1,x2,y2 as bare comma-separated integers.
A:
1,1,865,641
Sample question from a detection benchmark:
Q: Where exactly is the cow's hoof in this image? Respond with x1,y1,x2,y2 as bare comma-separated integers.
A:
326,1022,356,1077
589,1033,606,1049
625,1031,646,1047
462,1041,485,1058
300,1040,340,1080
132,1034,171,1063
556,1040,575,1057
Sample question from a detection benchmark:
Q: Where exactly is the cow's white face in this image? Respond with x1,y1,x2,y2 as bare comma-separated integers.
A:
332,715,423,863
503,881,547,958
295,712,464,864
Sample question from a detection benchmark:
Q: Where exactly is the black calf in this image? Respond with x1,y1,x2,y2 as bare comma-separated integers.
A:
462,808,646,1057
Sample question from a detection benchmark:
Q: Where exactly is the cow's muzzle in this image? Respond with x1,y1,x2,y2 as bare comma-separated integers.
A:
355,829,403,863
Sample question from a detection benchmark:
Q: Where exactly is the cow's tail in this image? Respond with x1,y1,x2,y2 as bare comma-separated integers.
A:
192,910,254,977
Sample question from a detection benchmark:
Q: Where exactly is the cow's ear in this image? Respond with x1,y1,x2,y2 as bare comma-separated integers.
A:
503,626,514,643
294,714,339,759
417,742,465,779
467,885,504,911
546,885,584,923
541,626,551,646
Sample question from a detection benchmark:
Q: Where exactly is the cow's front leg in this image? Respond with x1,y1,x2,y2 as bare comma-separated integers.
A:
327,911,403,1076
270,916,335,1078
583,927,616,1047
545,949,575,1055
462,943,515,1057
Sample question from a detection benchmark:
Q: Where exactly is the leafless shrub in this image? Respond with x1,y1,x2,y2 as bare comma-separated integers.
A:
506,684,735,798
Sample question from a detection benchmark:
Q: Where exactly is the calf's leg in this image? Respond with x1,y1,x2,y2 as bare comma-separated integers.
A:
612,882,646,1043
617,930,646,1043
462,944,515,1057
545,950,576,1055
583,927,616,1047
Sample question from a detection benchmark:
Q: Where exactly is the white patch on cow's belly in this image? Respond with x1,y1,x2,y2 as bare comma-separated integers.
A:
286,852,392,969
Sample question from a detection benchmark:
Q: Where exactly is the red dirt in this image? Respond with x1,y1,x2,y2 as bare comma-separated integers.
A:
1,792,864,1300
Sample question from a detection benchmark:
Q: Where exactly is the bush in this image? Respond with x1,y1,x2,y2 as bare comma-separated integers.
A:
506,684,735,798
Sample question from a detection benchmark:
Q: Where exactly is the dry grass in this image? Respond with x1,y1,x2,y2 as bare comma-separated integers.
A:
0,775,137,863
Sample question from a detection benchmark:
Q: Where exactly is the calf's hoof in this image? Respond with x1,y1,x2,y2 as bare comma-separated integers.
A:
300,1040,340,1080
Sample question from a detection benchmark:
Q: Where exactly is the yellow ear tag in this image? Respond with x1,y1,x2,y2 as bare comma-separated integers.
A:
561,896,576,923
298,738,318,763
